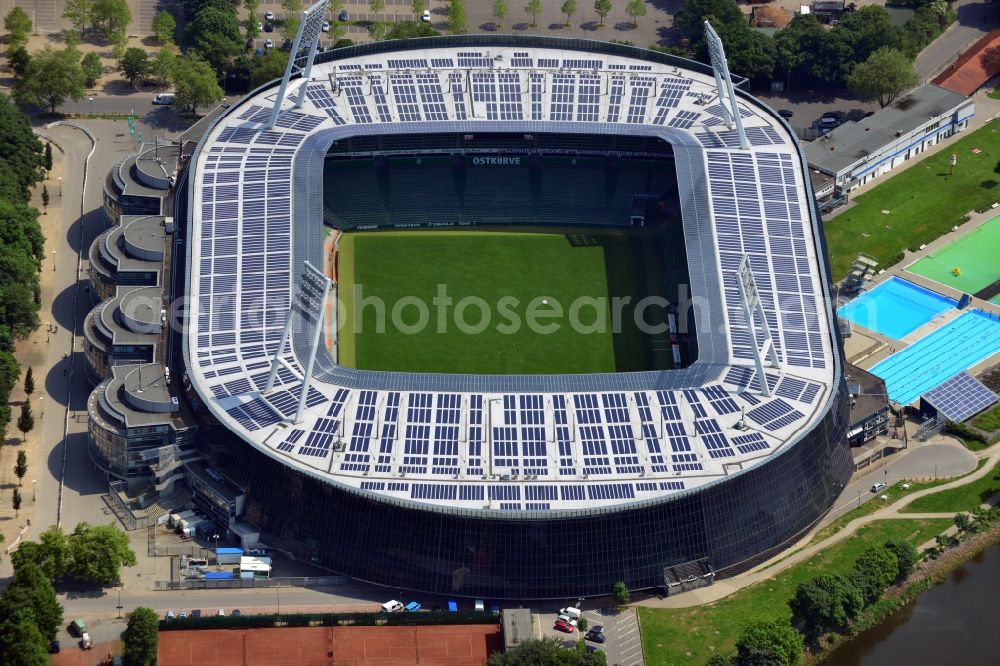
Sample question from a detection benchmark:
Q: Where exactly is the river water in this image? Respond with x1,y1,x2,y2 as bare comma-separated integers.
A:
827,544,1000,665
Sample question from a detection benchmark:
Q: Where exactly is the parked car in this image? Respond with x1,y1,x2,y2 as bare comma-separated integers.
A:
69,619,87,636
421,9,431,21
871,482,887,493
217,608,226,616
474,599,485,612
264,10,274,20
554,619,575,633
264,21,274,32
557,613,578,627
191,609,202,618
80,632,93,650
232,609,241,617
49,640,60,654
585,629,606,643
338,9,349,20
321,20,330,31
381,600,404,613
264,39,274,49
165,610,176,620
179,610,188,619
152,93,174,105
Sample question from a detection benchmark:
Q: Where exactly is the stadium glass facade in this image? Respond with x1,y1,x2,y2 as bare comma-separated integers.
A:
197,383,850,599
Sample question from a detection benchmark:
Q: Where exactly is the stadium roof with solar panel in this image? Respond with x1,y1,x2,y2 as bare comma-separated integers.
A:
184,19,841,513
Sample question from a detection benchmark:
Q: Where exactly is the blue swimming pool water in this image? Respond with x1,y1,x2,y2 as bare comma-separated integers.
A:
871,310,1000,405
838,277,956,340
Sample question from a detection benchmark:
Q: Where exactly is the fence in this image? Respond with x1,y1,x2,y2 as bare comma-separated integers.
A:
158,608,496,631
155,575,349,591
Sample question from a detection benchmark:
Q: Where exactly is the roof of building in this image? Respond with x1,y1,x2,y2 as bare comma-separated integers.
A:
184,37,841,513
804,84,971,176
845,363,889,423
933,28,1000,97
88,363,191,430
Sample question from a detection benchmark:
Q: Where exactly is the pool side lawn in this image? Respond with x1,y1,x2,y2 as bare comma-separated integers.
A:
824,121,1000,280
639,519,950,665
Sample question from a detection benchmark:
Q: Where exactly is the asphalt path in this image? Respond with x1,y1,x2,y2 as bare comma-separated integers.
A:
914,0,999,82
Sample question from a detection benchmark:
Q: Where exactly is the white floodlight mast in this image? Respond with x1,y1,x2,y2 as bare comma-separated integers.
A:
703,20,749,150
268,0,331,130
736,255,779,397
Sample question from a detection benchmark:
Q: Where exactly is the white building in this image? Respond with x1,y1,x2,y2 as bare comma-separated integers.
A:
805,84,973,209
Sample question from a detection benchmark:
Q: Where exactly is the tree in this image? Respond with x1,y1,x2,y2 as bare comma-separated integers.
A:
705,656,731,666
16,401,33,440
594,0,612,27
0,609,49,666
788,575,862,640
612,580,630,605
151,9,176,44
370,0,385,12
12,487,21,517
954,511,976,533
42,144,52,171
561,0,577,25
837,6,909,63
3,7,32,46
7,45,31,81
386,21,439,39
625,0,645,27
412,0,427,16
524,0,541,27
12,46,86,114
23,366,34,395
11,526,70,580
365,20,384,40
492,0,508,27
14,450,27,486
245,0,261,41
927,0,948,29
121,607,159,666
118,47,150,88
189,7,244,73
41,185,49,208
68,522,137,584
487,636,606,665
577,616,588,632
91,0,132,40
851,544,899,606
673,0,742,39
448,0,466,33
883,539,918,581
847,47,919,108
250,48,289,88
151,49,176,86
735,619,803,666
81,51,103,87
61,0,94,34
1,561,63,639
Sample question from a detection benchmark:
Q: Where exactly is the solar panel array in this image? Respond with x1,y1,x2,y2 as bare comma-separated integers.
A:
922,372,998,423
188,45,835,510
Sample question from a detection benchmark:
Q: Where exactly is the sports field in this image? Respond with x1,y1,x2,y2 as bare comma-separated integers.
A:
907,214,1000,295
336,229,671,375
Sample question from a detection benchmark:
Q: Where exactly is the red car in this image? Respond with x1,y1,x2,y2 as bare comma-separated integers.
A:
554,619,575,633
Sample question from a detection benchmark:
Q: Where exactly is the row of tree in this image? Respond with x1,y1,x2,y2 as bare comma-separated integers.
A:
488,636,606,665
675,0,951,94
11,522,138,585
705,539,919,665
0,561,63,665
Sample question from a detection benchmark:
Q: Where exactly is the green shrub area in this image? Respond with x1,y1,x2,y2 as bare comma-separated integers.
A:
972,403,1000,433
902,459,1000,514
639,519,949,664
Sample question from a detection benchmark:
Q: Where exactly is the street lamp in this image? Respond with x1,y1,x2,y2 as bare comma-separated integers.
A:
89,97,94,115
32,480,36,502
51,250,56,271
58,177,62,196
857,489,861,508
117,586,124,619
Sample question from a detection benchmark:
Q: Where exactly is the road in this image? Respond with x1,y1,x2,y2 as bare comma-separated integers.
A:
914,0,998,82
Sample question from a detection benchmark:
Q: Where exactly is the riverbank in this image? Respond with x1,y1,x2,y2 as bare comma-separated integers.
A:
812,523,1000,663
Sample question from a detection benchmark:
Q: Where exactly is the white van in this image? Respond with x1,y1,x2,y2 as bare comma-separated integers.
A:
474,599,485,612
381,600,404,613
560,606,582,620
152,93,175,105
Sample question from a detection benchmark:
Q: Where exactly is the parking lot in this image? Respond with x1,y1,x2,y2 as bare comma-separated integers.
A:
538,605,644,666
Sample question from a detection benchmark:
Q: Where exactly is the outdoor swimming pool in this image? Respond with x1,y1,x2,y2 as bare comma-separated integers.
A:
838,277,956,340
871,310,1000,405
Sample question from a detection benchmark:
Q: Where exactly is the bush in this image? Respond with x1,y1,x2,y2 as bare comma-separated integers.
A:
946,420,988,445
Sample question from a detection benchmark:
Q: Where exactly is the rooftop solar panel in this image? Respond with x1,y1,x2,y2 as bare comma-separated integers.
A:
922,372,998,423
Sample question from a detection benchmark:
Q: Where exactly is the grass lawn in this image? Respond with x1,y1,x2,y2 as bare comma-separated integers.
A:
901,458,1000,514
639,519,951,665
824,121,1000,280
337,229,669,375
989,88,1000,100
972,403,1000,432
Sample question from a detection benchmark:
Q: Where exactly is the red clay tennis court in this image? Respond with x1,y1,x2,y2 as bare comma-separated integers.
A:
158,624,502,666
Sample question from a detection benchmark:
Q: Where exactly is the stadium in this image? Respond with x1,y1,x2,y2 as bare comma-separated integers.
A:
182,31,852,599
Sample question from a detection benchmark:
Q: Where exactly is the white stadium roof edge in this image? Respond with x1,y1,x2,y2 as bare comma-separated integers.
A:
184,35,841,514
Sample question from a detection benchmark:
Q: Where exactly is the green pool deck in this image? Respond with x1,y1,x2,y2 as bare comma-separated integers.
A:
907,215,1000,295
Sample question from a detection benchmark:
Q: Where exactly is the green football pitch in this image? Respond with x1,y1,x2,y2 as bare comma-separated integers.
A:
335,229,672,375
